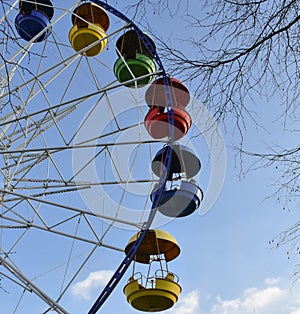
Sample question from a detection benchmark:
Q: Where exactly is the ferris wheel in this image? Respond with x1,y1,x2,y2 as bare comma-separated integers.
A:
0,1,206,313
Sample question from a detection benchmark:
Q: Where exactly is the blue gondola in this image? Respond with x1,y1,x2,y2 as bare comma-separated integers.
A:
151,144,203,217
15,0,54,42
151,180,203,217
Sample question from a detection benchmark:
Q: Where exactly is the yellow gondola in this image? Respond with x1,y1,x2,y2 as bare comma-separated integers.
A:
69,2,110,56
124,273,181,312
124,229,180,264
124,229,181,311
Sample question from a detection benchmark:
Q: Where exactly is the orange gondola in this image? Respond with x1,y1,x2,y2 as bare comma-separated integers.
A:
144,106,192,140
145,77,190,108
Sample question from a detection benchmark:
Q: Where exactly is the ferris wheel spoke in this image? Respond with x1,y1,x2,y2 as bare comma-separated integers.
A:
0,255,70,314
0,209,127,251
4,179,157,197
0,270,30,292
1,24,132,104
0,1,18,24
58,245,98,295
0,82,132,130
0,139,162,156
0,188,143,228
0,1,197,312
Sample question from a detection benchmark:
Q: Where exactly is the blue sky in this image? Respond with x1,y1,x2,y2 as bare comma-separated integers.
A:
67,122,300,314
1,1,299,314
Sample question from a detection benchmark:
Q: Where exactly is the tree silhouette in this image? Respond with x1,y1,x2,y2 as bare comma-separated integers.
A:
119,0,300,261
0,0,299,286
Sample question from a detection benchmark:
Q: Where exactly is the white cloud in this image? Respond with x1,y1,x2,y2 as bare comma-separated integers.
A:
211,286,286,314
71,270,114,300
168,290,200,314
167,278,300,314
70,273,300,313
264,277,281,286
209,278,300,314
